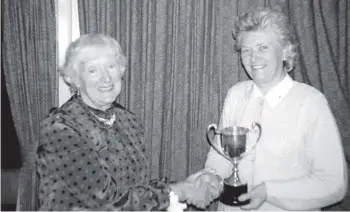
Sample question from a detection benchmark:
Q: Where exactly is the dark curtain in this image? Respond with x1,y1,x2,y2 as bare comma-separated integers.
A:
289,0,350,159
1,69,22,170
289,1,350,208
78,0,244,182
2,0,57,210
78,0,349,210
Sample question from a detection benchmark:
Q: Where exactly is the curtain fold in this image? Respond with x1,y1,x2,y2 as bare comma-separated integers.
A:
0,0,347,210
77,0,350,180
2,0,57,210
289,0,350,160
78,0,253,181
78,0,349,210
78,0,325,180
289,1,350,208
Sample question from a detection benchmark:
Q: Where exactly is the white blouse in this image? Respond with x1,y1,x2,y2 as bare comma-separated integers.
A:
205,75,348,211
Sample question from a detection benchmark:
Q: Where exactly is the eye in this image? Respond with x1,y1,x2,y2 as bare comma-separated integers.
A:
241,48,249,54
106,62,118,70
88,68,96,73
259,45,268,51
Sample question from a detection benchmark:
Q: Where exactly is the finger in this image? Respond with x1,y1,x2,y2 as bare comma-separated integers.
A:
189,199,206,209
215,174,223,183
240,198,260,210
242,196,267,211
200,201,207,209
187,171,204,182
201,175,222,190
197,200,208,209
204,167,217,174
202,182,221,200
238,192,252,202
204,174,223,192
186,198,196,206
195,178,218,193
204,174,223,188
200,172,220,183
240,203,253,210
207,183,221,198
186,191,209,208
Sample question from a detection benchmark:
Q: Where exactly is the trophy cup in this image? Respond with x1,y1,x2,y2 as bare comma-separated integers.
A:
206,122,261,206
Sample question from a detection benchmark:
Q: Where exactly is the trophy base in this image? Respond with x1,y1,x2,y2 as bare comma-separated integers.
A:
219,183,250,206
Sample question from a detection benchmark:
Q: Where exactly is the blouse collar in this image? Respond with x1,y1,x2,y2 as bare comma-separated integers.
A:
251,74,295,108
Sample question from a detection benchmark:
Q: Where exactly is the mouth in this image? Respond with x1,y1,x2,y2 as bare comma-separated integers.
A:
98,85,114,92
252,65,267,70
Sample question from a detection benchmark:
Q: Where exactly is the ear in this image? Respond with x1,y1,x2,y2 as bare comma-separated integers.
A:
63,75,80,88
63,75,76,86
282,43,292,61
120,67,126,77
63,75,72,84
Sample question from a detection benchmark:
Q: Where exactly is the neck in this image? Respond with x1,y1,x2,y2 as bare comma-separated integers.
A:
257,83,275,95
80,94,111,111
256,72,287,95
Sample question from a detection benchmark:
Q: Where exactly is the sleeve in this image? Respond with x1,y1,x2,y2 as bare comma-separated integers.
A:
39,114,170,211
265,94,348,210
204,84,257,185
204,87,235,179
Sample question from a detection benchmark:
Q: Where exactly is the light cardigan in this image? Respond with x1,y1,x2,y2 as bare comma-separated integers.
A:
205,75,347,211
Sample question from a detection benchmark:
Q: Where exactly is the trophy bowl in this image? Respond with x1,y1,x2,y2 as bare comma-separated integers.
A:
206,123,261,206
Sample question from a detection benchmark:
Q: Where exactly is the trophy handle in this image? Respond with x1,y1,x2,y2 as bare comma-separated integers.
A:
247,122,261,152
206,124,232,162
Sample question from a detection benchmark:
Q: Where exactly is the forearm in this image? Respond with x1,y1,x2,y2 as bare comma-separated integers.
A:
265,167,347,210
264,94,346,210
204,86,237,180
205,146,233,179
42,125,170,210
268,194,344,211
169,181,187,202
169,169,221,201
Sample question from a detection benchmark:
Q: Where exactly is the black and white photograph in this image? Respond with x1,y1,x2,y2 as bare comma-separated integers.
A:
1,0,349,211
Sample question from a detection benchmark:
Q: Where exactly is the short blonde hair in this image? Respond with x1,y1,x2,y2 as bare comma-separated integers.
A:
233,8,298,72
60,34,127,92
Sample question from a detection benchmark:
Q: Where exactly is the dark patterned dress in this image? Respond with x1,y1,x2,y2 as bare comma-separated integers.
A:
37,94,170,211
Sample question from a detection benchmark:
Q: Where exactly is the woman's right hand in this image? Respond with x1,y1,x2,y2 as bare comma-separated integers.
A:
169,169,223,209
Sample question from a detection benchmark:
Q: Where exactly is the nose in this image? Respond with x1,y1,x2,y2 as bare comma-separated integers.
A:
250,51,258,63
101,68,112,82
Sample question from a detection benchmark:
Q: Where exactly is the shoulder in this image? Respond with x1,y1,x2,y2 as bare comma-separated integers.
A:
111,103,145,136
41,98,81,136
113,102,141,122
225,80,253,101
113,102,134,116
294,82,324,97
40,109,84,153
293,82,328,105
292,82,332,121
41,108,70,128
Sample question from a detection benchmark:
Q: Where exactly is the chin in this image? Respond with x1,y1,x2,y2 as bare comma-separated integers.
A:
105,96,118,103
253,78,270,85
97,93,116,103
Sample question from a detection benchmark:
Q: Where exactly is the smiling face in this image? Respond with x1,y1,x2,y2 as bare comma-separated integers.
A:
240,29,288,93
76,46,125,110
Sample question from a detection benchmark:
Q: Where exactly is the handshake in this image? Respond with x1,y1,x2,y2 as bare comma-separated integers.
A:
170,168,224,209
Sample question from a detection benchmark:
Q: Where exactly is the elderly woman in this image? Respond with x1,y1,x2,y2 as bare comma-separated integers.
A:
204,8,347,211
37,34,222,211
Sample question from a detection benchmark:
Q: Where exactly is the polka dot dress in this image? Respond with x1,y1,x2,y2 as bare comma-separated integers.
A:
37,94,170,211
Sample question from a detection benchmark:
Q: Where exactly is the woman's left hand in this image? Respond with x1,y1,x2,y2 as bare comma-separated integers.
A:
238,182,267,210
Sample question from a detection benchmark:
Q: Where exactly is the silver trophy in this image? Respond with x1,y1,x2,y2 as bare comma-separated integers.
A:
206,122,261,206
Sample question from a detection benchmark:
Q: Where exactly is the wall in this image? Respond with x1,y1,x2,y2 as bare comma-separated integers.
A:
57,0,80,106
